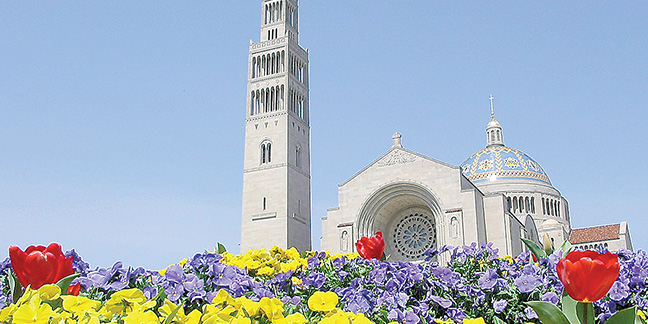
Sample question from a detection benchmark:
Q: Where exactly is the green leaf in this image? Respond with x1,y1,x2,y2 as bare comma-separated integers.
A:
576,302,595,324
56,273,80,295
559,240,573,257
492,316,507,324
561,291,579,324
8,271,24,302
522,238,547,260
163,303,184,324
526,301,571,324
606,307,640,324
216,243,227,254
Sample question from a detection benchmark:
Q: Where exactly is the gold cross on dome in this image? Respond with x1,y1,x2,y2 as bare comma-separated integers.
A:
489,95,495,119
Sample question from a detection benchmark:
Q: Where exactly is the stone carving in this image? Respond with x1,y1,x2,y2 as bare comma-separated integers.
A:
340,230,349,252
450,216,459,238
376,150,416,167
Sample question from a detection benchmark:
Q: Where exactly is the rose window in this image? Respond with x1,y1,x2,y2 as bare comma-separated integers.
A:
392,213,436,260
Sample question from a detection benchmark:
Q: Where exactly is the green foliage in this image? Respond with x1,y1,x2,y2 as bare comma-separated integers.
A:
526,301,571,324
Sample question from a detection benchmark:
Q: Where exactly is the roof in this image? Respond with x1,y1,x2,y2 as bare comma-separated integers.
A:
569,224,620,244
460,145,552,185
339,147,458,187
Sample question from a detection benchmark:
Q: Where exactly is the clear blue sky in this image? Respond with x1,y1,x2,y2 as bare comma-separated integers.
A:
1,2,646,270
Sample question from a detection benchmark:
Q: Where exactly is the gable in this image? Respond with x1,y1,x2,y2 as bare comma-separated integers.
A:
339,147,459,187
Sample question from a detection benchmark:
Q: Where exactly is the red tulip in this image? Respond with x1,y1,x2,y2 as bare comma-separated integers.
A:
67,282,81,296
556,250,619,303
9,243,75,289
356,231,385,260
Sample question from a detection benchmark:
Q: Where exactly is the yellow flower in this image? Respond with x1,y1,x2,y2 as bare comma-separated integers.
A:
308,291,339,312
232,317,252,324
463,318,486,324
319,312,351,324
639,310,646,320
259,297,285,322
15,287,38,306
0,304,17,322
285,313,308,324
36,284,61,301
103,288,147,315
62,295,102,315
12,298,54,324
159,299,201,324
240,298,261,317
351,314,374,324
202,305,238,324
51,309,72,323
291,277,303,286
123,308,159,324
258,266,276,276
434,319,453,324
179,258,188,266
212,289,238,307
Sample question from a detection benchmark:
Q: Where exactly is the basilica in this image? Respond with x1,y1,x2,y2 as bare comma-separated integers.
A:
240,0,631,259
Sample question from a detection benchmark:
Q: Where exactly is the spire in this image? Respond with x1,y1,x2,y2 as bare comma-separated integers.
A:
486,95,505,147
489,94,495,120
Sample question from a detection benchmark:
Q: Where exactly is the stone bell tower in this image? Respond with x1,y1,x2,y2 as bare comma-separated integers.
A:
240,0,311,252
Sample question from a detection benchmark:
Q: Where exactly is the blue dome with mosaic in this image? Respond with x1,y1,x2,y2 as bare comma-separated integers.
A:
461,146,551,185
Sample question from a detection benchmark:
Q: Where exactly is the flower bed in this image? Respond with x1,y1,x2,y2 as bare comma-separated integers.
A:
0,243,647,323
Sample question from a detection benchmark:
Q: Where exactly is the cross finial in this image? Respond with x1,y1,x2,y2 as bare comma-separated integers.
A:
489,94,495,120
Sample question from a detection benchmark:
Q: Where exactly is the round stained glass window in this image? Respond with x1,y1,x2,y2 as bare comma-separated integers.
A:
392,213,436,260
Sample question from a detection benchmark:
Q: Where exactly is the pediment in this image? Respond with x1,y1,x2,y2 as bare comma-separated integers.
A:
375,149,418,167
339,147,460,187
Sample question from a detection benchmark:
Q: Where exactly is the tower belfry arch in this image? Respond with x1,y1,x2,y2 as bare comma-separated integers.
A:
240,0,311,252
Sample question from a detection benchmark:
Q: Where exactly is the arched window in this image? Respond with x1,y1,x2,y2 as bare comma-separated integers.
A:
530,197,535,213
525,197,530,213
512,197,518,213
265,89,270,112
261,143,266,164
271,53,276,74
296,145,302,168
506,197,512,212
252,57,256,78
250,91,255,115
261,141,272,164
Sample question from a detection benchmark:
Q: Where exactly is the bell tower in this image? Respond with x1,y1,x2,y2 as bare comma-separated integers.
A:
240,0,311,252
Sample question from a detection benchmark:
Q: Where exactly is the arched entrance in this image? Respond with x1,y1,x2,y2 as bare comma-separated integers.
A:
356,182,444,261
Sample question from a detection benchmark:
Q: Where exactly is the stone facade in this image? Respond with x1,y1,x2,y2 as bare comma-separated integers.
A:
240,0,311,253
238,2,632,257
321,114,573,259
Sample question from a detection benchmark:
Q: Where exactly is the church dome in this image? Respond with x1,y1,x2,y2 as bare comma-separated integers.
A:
487,119,501,128
460,146,551,185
